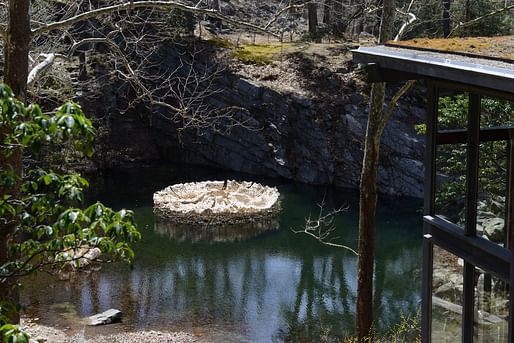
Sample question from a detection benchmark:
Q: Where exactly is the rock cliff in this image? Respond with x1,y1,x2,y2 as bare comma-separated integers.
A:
83,41,426,198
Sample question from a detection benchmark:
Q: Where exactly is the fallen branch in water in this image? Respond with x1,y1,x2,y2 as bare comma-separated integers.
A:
292,197,357,255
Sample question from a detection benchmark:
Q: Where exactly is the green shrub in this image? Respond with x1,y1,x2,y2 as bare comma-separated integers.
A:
0,84,141,342
344,312,421,343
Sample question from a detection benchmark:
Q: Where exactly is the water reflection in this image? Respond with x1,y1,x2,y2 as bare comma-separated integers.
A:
21,165,423,342
154,219,280,243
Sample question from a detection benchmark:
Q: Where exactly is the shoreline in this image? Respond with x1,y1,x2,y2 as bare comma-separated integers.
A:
22,319,200,343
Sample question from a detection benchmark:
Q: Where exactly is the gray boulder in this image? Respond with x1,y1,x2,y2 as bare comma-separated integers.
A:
87,309,122,326
483,217,505,242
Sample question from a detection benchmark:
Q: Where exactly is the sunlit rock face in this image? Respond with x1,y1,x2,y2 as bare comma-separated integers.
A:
153,181,281,225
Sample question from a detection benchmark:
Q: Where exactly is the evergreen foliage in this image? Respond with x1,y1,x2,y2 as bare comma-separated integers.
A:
0,84,140,342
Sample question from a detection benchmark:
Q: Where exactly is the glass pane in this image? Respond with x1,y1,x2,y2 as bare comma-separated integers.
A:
437,92,468,130
477,97,514,248
480,98,514,128
431,246,463,342
477,141,507,247
474,271,509,342
435,143,467,223
434,92,469,224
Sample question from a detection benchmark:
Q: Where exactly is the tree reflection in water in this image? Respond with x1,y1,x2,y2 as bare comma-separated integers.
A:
21,167,422,342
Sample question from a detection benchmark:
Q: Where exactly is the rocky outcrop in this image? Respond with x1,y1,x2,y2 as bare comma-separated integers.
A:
82,43,426,198
156,72,425,198
172,82,339,185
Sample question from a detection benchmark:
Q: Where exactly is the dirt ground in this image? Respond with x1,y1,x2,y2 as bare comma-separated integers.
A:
22,318,201,343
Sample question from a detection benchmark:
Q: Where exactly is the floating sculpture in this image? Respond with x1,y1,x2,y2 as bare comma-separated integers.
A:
153,181,281,242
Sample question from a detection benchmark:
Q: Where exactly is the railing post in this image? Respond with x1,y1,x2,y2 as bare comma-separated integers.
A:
422,80,438,343
462,93,481,342
508,136,514,343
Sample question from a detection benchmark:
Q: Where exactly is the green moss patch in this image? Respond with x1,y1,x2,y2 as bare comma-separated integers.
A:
231,43,293,65
204,38,305,65
388,36,514,61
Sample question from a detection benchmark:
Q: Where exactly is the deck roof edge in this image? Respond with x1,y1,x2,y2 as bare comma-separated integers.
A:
352,46,514,95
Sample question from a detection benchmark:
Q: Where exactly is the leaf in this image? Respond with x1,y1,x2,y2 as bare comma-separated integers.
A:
0,324,30,343
0,87,141,304
42,174,52,186
83,144,94,158
68,211,78,223
64,115,75,128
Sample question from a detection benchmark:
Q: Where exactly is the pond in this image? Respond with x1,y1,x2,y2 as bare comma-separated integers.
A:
22,165,423,342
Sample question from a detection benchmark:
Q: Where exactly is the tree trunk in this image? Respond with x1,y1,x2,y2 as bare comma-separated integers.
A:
334,0,344,35
356,0,395,341
1,0,31,326
308,3,319,42
211,0,222,30
464,0,471,22
356,82,385,341
442,0,451,37
4,0,31,99
78,51,88,81
323,0,331,25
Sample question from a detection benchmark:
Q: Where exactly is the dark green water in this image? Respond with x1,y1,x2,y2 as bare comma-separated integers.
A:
22,165,422,342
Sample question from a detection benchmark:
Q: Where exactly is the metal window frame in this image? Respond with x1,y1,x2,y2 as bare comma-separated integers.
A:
351,45,514,343
422,79,514,343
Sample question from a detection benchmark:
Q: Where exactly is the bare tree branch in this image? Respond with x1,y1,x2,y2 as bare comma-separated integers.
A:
71,37,170,110
0,0,5,36
292,198,357,255
377,79,417,136
26,5,258,135
449,3,514,37
27,53,66,87
32,1,279,37
394,0,416,42
1,244,102,279
394,12,416,41
264,3,306,30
